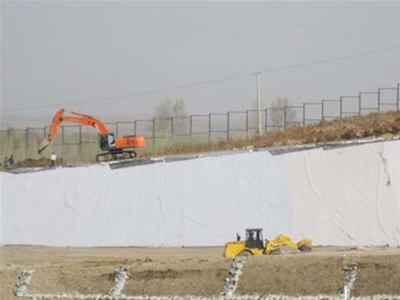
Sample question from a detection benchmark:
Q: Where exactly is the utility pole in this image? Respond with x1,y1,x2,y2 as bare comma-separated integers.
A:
253,72,262,136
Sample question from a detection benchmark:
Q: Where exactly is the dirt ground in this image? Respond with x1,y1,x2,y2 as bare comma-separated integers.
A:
1,246,400,299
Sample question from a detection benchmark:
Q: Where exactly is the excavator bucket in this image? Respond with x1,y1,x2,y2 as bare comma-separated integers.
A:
38,139,51,154
265,234,312,255
297,238,312,252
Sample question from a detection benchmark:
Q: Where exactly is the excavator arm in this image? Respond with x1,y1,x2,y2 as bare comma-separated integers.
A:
38,108,111,154
265,234,312,254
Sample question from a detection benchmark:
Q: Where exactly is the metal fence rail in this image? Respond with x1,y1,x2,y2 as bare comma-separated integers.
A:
1,84,399,164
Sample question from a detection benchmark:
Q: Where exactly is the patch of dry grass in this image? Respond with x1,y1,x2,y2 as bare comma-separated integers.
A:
155,110,400,156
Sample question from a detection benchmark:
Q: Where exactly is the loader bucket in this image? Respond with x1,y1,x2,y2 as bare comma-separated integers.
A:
297,238,312,252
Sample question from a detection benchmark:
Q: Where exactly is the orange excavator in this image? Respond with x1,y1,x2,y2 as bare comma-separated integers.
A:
38,108,146,162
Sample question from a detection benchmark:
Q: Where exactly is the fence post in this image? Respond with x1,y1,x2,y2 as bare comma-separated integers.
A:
61,126,64,160
340,97,343,118
227,112,230,141
171,117,174,139
245,110,249,140
208,113,211,145
79,125,82,162
378,88,381,112
25,128,29,160
152,118,156,155
284,107,287,130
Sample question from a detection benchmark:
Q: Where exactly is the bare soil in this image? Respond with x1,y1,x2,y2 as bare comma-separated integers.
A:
1,246,400,299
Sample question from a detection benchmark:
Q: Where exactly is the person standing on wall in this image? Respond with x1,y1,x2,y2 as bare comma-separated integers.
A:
9,155,14,168
50,152,57,168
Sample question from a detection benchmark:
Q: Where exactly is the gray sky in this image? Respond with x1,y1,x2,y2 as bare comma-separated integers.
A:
1,1,399,128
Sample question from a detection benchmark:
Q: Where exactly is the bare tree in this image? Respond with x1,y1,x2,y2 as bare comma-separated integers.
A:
246,97,297,133
269,98,297,129
153,98,189,137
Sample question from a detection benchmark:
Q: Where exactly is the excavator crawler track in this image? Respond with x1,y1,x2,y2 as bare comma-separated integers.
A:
96,150,137,163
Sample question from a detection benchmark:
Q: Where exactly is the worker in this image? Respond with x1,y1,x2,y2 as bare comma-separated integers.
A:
50,152,57,168
249,231,255,241
9,155,14,168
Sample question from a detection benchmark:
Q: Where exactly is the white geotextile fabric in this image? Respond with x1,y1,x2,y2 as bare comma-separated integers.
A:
1,151,292,246
1,140,399,247
285,141,400,246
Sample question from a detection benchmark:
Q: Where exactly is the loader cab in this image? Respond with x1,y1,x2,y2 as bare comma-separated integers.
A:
245,228,264,249
99,133,116,150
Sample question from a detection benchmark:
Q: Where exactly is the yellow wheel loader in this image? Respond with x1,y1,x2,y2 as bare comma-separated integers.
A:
223,228,312,258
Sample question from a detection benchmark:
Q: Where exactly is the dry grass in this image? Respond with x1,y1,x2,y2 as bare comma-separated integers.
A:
154,110,400,156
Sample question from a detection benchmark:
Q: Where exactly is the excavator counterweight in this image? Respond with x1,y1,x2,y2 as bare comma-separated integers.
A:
39,108,146,162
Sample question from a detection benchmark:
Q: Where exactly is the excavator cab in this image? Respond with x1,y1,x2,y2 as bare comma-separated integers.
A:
223,228,267,257
245,228,264,249
99,134,116,151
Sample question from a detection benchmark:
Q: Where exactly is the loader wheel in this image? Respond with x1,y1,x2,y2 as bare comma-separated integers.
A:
238,251,252,257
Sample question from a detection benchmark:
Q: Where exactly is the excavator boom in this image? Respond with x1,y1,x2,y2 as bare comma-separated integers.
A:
38,108,110,153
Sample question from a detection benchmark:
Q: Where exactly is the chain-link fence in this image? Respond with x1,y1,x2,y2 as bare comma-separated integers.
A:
1,84,399,164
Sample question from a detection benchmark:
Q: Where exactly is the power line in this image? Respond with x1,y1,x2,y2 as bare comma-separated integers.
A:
259,44,400,74
3,44,399,113
3,73,249,113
